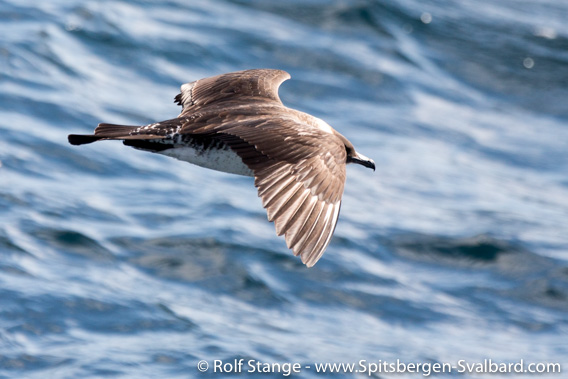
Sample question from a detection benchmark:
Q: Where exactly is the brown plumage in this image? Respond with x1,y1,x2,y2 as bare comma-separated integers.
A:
68,69,375,267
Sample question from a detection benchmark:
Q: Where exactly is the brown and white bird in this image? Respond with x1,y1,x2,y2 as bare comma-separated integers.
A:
68,69,375,267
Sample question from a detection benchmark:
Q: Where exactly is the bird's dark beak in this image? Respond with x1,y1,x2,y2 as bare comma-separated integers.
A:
348,152,375,171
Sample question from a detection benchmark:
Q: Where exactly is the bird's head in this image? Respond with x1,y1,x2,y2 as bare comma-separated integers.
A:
344,142,375,171
347,150,375,171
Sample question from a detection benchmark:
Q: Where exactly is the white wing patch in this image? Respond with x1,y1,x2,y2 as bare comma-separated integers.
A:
177,82,196,112
313,117,334,134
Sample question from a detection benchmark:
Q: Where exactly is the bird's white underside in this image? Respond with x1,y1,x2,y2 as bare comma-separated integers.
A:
149,115,333,178
158,145,254,177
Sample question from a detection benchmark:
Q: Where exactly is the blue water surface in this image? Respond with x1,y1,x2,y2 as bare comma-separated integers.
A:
1,0,567,377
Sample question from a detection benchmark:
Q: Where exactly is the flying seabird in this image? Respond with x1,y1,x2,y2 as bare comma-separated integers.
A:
68,69,375,267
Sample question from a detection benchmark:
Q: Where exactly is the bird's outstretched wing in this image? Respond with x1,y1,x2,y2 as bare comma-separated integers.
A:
69,69,290,145
213,117,347,267
174,69,290,114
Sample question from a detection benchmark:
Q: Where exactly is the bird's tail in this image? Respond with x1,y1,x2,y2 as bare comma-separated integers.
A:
68,123,149,145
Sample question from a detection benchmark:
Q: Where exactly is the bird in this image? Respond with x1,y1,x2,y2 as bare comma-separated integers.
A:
68,69,375,267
